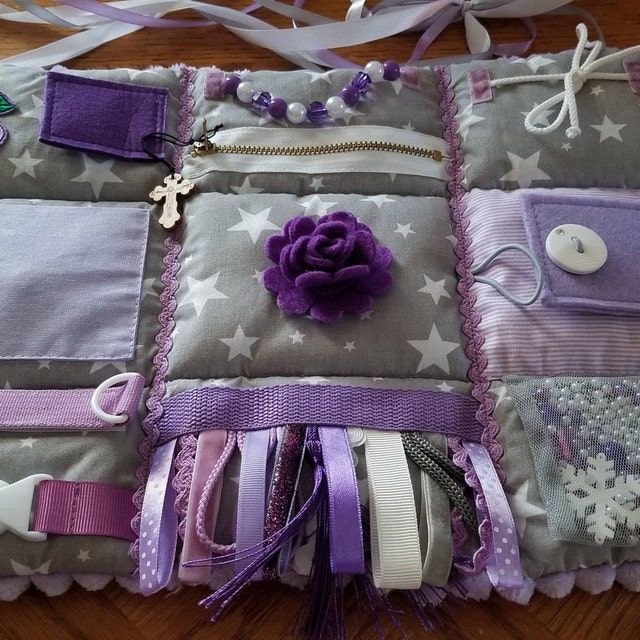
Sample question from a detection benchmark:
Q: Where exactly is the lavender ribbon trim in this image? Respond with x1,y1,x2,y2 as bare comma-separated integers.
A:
318,426,365,574
464,441,523,590
235,429,272,580
139,440,178,595
157,385,482,445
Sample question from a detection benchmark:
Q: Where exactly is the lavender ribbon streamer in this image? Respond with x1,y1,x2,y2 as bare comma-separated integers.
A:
464,441,523,589
235,429,272,581
318,426,365,575
139,440,178,595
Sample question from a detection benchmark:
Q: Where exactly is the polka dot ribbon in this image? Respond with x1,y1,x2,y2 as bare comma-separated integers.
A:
464,441,523,589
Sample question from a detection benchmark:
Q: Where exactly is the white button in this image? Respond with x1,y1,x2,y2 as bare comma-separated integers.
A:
545,224,607,275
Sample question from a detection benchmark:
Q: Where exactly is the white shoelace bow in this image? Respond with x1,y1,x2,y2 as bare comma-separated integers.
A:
492,23,640,138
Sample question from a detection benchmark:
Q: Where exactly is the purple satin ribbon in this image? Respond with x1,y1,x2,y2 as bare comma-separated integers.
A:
318,426,365,575
139,440,178,595
157,385,483,444
235,429,272,580
464,441,523,590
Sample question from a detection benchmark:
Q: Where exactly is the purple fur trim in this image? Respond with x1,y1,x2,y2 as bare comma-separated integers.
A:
263,212,393,324
435,65,505,576
130,65,195,569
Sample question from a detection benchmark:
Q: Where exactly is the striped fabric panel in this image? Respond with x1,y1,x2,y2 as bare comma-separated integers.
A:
465,188,640,379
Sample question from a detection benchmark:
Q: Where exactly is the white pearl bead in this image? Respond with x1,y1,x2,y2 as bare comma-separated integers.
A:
325,96,346,118
236,81,254,103
286,102,307,124
364,61,385,83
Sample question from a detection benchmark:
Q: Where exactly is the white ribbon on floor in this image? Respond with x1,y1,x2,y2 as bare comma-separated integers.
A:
0,0,583,68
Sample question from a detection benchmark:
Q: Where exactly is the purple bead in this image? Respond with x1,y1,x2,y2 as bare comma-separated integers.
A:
351,71,372,94
306,101,328,125
252,91,272,112
383,60,401,81
224,73,241,95
268,97,287,119
340,84,360,107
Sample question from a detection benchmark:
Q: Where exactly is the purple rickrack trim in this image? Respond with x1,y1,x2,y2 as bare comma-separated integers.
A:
130,65,196,570
155,384,482,445
436,64,503,577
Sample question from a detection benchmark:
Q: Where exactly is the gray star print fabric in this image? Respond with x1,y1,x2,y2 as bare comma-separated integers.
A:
448,51,640,190
168,193,468,382
2,42,640,598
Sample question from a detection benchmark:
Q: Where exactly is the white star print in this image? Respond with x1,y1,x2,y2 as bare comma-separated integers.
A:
77,549,91,562
590,115,626,142
298,196,338,218
228,207,280,244
304,71,333,84
20,93,43,120
252,269,264,282
360,310,373,320
491,384,510,409
456,103,485,142
37,361,51,370
184,255,194,265
8,149,44,179
70,156,123,198
289,330,305,344
3,382,11,390
335,108,365,125
407,325,459,375
361,194,396,208
402,122,415,131
499,151,551,189
561,142,572,151
520,102,555,127
297,376,329,385
418,275,450,305
220,325,259,361
19,437,37,449
310,177,324,192
390,78,404,95
437,381,453,393
521,55,554,72
507,480,546,538
89,361,127,375
394,223,415,239
142,277,159,299
10,559,51,576
231,177,264,195
445,234,458,247
179,273,228,317
343,341,356,353
590,85,604,96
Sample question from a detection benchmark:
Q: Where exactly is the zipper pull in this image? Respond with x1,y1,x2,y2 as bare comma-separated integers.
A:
190,118,223,157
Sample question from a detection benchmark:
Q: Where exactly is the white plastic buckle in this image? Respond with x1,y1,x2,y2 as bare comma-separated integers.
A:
0,474,53,542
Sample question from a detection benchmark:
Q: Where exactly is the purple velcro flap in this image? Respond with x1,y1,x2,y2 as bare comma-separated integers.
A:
468,67,493,104
520,192,640,316
624,60,640,93
40,71,168,160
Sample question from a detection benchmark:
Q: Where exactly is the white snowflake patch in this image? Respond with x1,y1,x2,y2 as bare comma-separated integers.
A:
560,454,640,544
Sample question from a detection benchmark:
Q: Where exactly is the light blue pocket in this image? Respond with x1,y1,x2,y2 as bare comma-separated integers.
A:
2,203,150,360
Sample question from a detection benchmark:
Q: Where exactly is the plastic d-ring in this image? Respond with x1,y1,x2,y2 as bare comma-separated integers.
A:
90,372,139,425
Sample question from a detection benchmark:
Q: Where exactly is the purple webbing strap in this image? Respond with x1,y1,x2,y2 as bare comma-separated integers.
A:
0,375,144,430
157,385,482,444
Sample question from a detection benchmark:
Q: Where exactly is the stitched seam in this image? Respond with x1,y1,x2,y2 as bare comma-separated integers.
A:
436,65,499,577
129,65,196,570
68,482,80,535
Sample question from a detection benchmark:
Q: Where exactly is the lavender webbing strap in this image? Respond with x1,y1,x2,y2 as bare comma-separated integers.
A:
157,385,482,444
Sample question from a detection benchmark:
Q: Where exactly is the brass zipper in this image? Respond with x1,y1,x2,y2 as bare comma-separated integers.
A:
191,139,444,162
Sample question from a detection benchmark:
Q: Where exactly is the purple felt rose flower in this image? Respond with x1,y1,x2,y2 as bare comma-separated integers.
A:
263,211,393,324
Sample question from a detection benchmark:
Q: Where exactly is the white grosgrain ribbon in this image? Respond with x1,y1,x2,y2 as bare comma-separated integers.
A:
364,430,422,590
0,0,583,68
490,23,640,138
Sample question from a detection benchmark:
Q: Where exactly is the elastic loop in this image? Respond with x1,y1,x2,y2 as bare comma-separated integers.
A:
470,243,544,307
90,372,139,425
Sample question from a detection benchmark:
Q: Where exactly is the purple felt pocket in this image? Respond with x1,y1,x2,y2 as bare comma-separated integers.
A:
40,71,168,160
521,192,640,316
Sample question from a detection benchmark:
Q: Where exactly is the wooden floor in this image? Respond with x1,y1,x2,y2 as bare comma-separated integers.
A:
2,1,640,638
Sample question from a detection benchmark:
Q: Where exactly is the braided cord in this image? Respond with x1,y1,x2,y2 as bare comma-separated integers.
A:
401,433,477,530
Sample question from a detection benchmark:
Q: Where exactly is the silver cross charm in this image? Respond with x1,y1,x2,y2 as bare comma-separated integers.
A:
149,173,195,230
